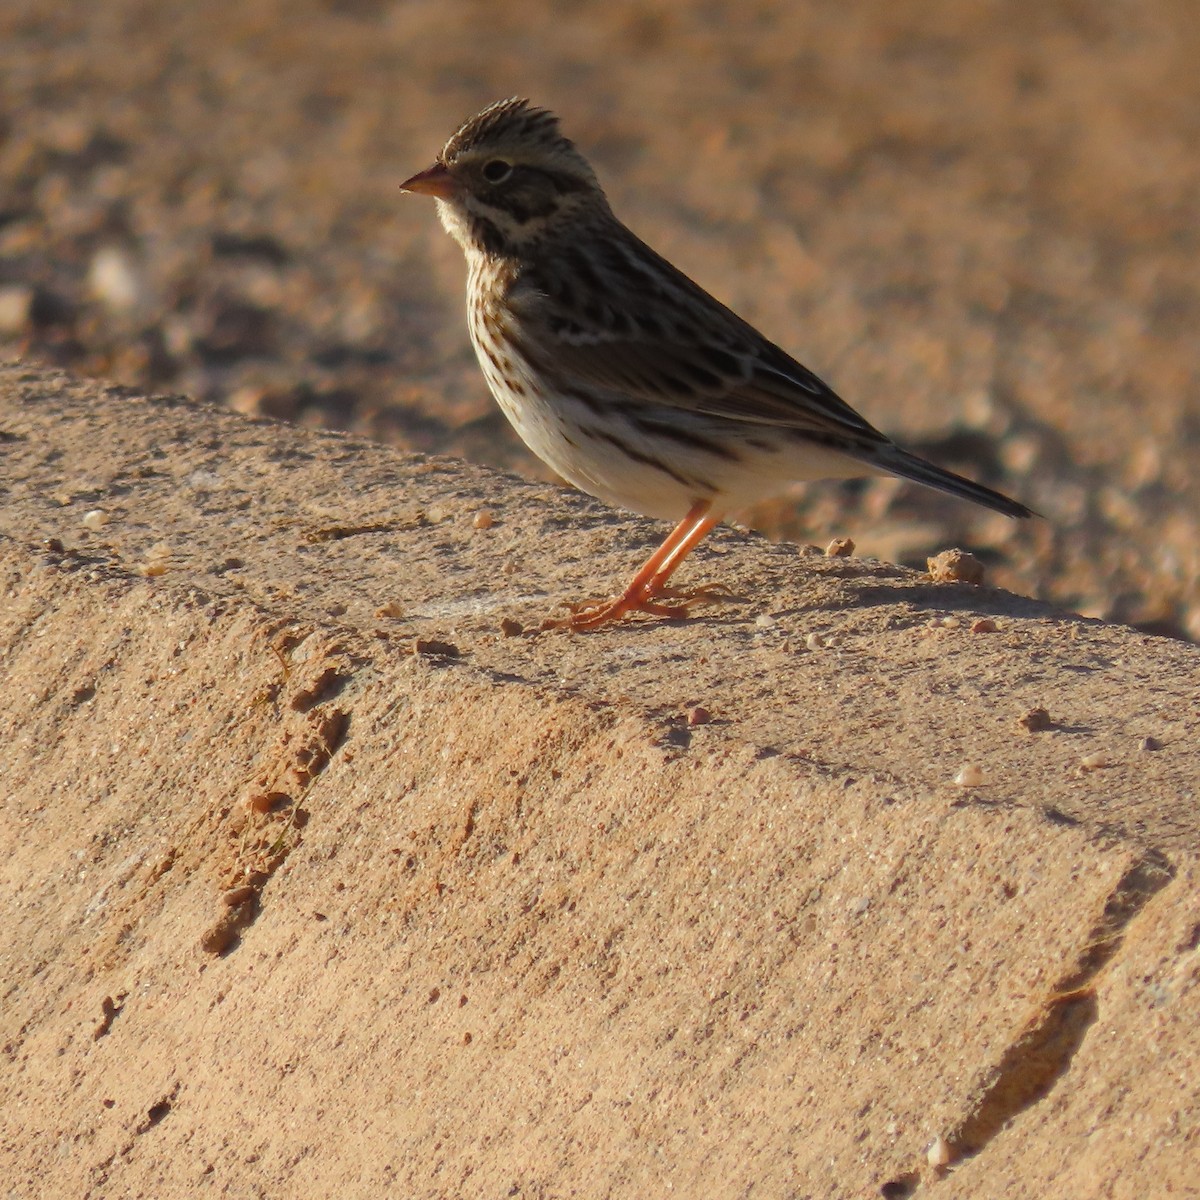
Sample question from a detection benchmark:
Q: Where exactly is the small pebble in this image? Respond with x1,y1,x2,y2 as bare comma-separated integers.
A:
499,617,523,637
140,560,169,577
954,764,986,787
199,905,252,956
139,541,173,578
926,615,962,629
1018,706,1053,733
374,601,404,619
687,705,711,727
1139,736,1162,752
199,919,237,956
755,613,776,628
926,1136,953,1169
82,508,109,530
927,548,985,585
825,536,855,558
471,509,494,530
247,790,289,814
1079,752,1110,772
971,618,998,633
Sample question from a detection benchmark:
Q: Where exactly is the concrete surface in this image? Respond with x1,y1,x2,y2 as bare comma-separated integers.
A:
1,363,1198,1198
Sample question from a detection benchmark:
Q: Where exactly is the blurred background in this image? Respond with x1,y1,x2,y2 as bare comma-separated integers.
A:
1,0,1197,638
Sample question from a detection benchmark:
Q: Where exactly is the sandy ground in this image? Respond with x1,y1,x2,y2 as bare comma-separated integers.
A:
0,0,1197,639
1,364,1198,1197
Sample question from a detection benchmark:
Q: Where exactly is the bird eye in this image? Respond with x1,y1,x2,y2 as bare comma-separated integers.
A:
482,159,513,184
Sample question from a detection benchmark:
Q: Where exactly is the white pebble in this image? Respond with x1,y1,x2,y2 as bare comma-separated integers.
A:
954,764,986,787
755,613,776,628
805,632,824,651
1079,752,1110,771
927,1135,953,1168
87,247,143,312
82,508,109,529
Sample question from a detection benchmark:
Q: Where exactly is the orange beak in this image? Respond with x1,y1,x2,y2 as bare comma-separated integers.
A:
400,162,457,199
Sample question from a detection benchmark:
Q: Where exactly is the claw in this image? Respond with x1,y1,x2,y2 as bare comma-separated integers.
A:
541,594,691,631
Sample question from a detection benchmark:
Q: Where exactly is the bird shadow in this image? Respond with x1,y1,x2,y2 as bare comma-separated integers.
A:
845,579,1077,625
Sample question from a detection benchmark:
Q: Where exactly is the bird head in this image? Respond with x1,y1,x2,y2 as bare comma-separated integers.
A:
401,98,605,256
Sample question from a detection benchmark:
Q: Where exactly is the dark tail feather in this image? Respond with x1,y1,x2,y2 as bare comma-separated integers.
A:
873,445,1036,519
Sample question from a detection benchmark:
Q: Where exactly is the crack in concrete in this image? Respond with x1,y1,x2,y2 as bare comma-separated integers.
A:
199,646,355,956
882,850,1176,1196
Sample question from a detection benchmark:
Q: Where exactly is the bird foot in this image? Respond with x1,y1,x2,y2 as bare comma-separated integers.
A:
541,581,732,632
541,595,689,632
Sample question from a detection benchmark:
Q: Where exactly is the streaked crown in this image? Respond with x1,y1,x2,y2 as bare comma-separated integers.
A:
414,99,608,257
440,98,584,168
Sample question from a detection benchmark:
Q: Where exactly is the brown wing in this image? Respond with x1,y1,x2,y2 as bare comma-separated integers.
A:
507,225,890,447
